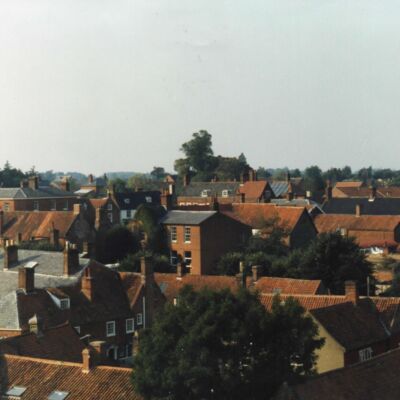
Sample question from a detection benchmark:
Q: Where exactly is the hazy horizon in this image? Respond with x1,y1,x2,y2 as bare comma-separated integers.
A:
1,1,400,174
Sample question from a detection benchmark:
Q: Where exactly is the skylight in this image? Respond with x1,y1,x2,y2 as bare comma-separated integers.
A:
6,386,27,396
48,390,70,400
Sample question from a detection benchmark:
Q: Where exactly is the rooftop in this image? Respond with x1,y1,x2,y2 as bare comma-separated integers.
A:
161,210,217,225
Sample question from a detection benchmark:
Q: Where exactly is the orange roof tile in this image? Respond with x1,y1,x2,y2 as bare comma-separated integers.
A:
239,181,270,201
252,277,324,295
335,181,364,188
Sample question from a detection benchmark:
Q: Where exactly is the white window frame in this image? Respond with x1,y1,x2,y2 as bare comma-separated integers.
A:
136,313,143,326
184,226,191,243
59,298,70,310
170,226,177,243
106,321,116,337
359,347,373,362
33,200,39,211
222,189,229,198
201,189,210,198
145,196,152,203
184,251,192,268
170,250,178,266
4,202,10,212
126,318,135,333
107,203,113,211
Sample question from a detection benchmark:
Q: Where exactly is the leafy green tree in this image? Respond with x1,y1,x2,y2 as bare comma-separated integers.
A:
132,287,323,400
303,166,324,193
127,174,159,191
256,167,272,179
150,167,166,180
0,161,26,187
213,155,249,181
109,178,127,192
119,252,171,273
180,130,214,172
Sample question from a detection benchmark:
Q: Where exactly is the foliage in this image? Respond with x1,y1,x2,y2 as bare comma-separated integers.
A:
303,165,324,193
0,161,26,187
118,252,171,273
109,178,127,192
380,258,400,297
18,240,62,252
215,252,244,275
96,225,139,264
150,167,167,180
132,287,323,400
322,166,352,183
127,174,160,191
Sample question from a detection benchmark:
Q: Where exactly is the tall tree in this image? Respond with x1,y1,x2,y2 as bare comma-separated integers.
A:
132,287,323,400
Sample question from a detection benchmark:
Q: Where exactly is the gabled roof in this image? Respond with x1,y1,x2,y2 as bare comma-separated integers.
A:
322,198,400,215
113,191,161,210
0,186,76,200
1,211,78,241
238,181,274,200
180,182,240,197
252,277,324,295
270,179,305,198
0,323,84,362
0,354,141,400
314,214,400,232
221,203,307,231
277,348,400,400
161,210,217,225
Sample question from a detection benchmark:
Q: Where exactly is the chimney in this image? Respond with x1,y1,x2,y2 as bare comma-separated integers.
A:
210,196,219,211
28,314,42,336
16,232,22,245
286,186,294,201
0,210,4,236
60,177,70,192
252,265,263,282
355,204,362,217
140,257,153,285
82,348,93,373
28,176,39,190
83,241,94,258
249,168,257,182
89,341,106,364
240,193,246,203
88,174,94,184
325,180,333,200
161,190,173,211
20,179,29,188
345,281,359,305
168,183,175,196
95,208,105,230
141,257,155,328
4,244,18,270
50,226,59,247
236,261,246,288
370,185,377,199
18,265,35,293
82,267,95,301
183,173,190,187
73,203,82,215
177,261,186,278
63,243,80,276
286,171,291,183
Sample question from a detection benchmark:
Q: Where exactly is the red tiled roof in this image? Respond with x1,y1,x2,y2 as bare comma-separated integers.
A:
0,354,141,400
89,198,109,208
0,323,84,362
278,348,400,400
221,203,306,231
239,181,270,200
373,270,393,283
252,277,324,295
2,211,77,241
335,181,364,188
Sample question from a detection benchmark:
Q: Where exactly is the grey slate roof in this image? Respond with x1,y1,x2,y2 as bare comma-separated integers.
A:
114,191,161,210
180,182,241,197
270,182,290,198
161,210,217,225
322,198,400,215
0,186,76,199
0,291,19,330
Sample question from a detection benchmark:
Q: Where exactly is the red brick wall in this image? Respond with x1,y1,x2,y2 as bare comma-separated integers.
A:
0,198,79,212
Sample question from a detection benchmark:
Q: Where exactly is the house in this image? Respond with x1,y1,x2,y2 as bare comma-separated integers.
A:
269,174,306,200
322,197,400,215
75,174,108,197
270,198,323,217
0,205,96,250
161,210,251,275
221,203,317,248
0,176,79,212
260,282,400,373
0,352,141,399
274,348,400,400
87,196,120,228
314,213,400,253
112,190,161,223
331,180,400,199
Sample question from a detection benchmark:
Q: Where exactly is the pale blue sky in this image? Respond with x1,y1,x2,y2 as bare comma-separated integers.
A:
1,0,400,174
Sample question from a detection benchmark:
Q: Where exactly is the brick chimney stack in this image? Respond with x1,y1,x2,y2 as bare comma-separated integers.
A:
82,348,93,373
28,176,39,190
63,242,80,276
28,314,42,336
4,243,18,270
355,204,362,217
89,341,107,364
249,168,257,182
82,267,95,302
73,203,82,216
370,185,377,199
18,265,35,293
0,210,4,236
141,257,155,328
210,196,219,212
88,174,94,184
345,281,359,305
161,189,173,211
325,180,333,200
50,226,59,248
60,177,70,192
252,265,263,282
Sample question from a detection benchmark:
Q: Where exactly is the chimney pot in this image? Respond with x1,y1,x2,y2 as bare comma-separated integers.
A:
64,243,80,276
252,265,263,282
4,244,18,270
19,266,35,293
82,348,92,373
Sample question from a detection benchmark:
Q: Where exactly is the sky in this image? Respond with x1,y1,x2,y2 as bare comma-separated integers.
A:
1,0,400,175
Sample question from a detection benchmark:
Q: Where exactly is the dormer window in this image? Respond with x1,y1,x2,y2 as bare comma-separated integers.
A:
222,190,230,198
107,203,113,211
124,198,130,204
145,196,152,203
201,189,211,197
60,298,70,310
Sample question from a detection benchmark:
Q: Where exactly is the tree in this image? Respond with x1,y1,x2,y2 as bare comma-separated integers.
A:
127,174,159,191
288,233,373,294
180,130,214,172
109,178,127,192
303,166,324,193
0,161,26,187
150,167,166,181
132,287,323,400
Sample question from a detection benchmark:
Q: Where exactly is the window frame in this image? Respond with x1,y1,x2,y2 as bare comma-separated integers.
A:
59,298,70,310
106,321,116,337
359,347,373,362
33,200,39,211
170,226,177,243
184,226,191,243
184,251,192,268
126,318,135,333
136,313,143,326
170,250,178,266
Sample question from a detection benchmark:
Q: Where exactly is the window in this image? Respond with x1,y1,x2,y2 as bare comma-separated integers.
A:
222,190,230,198
126,318,134,333
6,387,27,397
145,196,152,203
173,297,178,306
359,347,373,362
3,202,9,212
124,198,130,204
170,226,177,242
106,321,116,337
184,227,191,243
201,189,211,197
74,326,81,334
48,391,69,400
51,200,57,211
107,203,113,211
170,250,178,266
108,212,113,223
33,200,39,211
63,200,68,210
126,210,132,218
60,298,70,310
184,251,192,268
137,313,143,325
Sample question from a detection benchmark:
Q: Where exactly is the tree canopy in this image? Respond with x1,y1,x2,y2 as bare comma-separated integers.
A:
132,286,323,400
